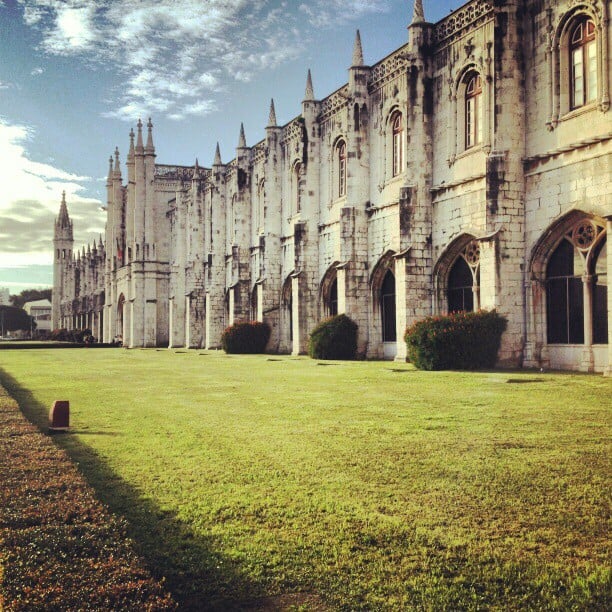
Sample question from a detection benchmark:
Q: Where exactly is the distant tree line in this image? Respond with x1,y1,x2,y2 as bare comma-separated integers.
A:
9,288,52,309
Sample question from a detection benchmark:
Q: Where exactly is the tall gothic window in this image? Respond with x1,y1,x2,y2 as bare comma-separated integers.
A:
337,141,347,197
328,278,338,317
570,18,597,109
465,72,483,149
292,162,302,213
257,178,265,232
592,238,607,344
391,112,404,177
228,194,236,244
381,270,396,342
545,221,607,345
546,239,584,343
447,241,480,313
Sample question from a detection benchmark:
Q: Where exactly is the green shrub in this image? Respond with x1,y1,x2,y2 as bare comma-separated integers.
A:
404,310,507,370
49,328,70,341
308,314,358,360
221,321,271,354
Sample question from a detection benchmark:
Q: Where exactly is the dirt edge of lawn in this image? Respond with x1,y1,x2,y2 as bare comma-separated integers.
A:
0,382,177,611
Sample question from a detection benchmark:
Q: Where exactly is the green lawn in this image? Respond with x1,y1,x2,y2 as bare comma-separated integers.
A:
0,348,610,610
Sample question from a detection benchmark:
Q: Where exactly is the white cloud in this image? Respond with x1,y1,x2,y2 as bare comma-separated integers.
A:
31,67,45,76
299,0,389,28
17,0,390,121
40,4,97,54
17,0,387,122
0,117,104,266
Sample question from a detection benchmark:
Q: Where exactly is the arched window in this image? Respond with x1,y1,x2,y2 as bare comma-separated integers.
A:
329,278,338,317
447,241,480,313
546,239,584,344
292,162,302,214
228,194,236,245
337,141,347,197
391,112,404,176
465,72,483,149
257,179,265,232
116,293,125,340
381,270,396,342
570,17,597,109
592,238,607,344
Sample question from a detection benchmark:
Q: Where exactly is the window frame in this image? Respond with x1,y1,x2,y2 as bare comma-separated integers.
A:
464,72,483,149
570,17,597,110
337,140,347,198
391,112,404,177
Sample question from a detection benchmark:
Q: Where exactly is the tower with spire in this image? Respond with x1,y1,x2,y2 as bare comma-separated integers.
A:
52,191,74,329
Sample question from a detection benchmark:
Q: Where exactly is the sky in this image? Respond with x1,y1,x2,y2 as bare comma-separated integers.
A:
0,0,465,293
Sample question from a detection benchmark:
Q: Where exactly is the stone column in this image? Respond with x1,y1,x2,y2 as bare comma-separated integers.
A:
580,275,594,372
605,218,612,376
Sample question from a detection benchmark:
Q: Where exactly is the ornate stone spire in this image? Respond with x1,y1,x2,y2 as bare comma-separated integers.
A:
192,158,200,180
213,142,222,166
136,119,144,153
145,117,155,154
106,154,113,185
238,122,247,148
56,191,71,229
411,0,425,25
304,69,314,101
268,98,277,127
114,147,121,177
127,128,135,162
352,30,364,66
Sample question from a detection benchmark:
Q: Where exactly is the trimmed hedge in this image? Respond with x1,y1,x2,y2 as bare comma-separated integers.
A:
0,384,176,610
49,328,95,343
221,321,271,354
404,310,507,371
308,314,358,360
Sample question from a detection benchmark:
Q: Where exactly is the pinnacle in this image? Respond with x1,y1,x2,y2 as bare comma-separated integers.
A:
238,122,247,148
114,146,121,175
352,30,364,67
213,142,222,165
411,0,425,25
304,69,314,101
268,98,277,127
136,118,144,151
145,117,155,154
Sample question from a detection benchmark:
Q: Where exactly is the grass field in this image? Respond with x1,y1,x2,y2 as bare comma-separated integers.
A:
0,348,610,610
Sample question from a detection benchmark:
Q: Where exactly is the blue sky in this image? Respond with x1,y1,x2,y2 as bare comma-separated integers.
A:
0,0,464,292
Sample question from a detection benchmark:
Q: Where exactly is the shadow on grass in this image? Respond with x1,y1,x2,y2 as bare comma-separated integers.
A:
0,369,291,611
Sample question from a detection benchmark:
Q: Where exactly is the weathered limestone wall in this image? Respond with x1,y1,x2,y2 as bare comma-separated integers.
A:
54,0,610,374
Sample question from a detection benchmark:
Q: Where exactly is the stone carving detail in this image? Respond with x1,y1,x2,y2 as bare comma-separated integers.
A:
281,118,305,145
464,240,481,266
434,0,493,44
369,48,410,91
567,0,602,20
155,165,209,181
572,221,598,250
319,86,350,121
252,141,266,163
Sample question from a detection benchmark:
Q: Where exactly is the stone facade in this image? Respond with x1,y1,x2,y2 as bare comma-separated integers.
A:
53,0,612,373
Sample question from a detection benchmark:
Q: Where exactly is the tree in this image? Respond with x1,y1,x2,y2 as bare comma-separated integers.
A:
0,306,35,335
10,288,52,309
